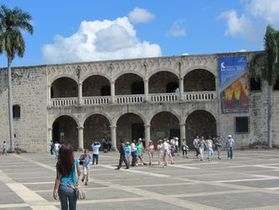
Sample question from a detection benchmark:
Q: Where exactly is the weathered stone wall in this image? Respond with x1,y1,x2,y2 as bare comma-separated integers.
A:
0,51,277,152
0,66,48,152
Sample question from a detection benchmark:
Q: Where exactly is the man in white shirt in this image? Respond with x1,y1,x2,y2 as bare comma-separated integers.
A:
91,141,101,165
193,136,200,158
226,135,235,160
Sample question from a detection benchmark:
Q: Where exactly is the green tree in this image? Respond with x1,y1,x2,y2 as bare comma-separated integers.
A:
0,5,33,151
250,25,279,148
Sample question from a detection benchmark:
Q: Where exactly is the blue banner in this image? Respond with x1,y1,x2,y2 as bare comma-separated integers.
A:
218,56,249,113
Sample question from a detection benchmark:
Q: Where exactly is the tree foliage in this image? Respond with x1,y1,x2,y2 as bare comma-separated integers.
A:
0,5,33,61
250,25,279,86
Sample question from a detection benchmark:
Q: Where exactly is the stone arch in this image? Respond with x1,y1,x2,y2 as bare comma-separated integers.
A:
113,71,145,82
52,115,79,150
81,73,111,83
184,69,216,92
115,73,144,95
185,110,217,148
83,114,111,150
51,77,78,98
116,113,145,145
148,71,179,93
82,75,111,96
49,74,78,85
147,68,179,80
150,111,180,143
182,66,216,78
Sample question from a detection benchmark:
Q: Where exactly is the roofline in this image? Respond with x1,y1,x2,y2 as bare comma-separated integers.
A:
0,50,264,71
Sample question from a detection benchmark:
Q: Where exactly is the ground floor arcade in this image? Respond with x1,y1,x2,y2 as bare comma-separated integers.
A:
50,109,217,150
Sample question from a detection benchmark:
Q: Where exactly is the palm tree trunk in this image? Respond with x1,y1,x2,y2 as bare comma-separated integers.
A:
7,56,14,152
267,85,272,148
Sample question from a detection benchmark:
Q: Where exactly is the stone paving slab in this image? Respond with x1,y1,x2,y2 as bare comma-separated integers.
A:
182,192,279,210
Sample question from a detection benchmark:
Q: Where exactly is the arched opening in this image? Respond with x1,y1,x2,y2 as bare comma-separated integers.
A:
82,75,111,96
185,110,217,148
51,77,78,98
116,113,144,145
274,77,279,91
184,69,216,91
149,71,179,93
52,115,78,150
83,114,111,150
150,112,180,143
115,73,144,95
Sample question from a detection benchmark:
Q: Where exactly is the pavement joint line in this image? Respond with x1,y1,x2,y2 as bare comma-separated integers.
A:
0,169,58,210
168,164,199,169
100,164,171,178
0,203,30,209
215,177,279,183
236,204,279,210
34,186,110,193
14,154,222,210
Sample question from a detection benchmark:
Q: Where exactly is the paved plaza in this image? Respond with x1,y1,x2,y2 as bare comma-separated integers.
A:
1,150,279,209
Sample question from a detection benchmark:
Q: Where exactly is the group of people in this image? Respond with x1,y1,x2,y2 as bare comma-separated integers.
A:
116,135,236,169
193,135,235,161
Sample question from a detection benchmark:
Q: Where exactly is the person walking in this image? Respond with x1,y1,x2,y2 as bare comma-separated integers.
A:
181,141,189,158
53,144,80,210
226,135,235,160
206,137,214,160
146,141,155,166
157,140,164,166
91,141,101,165
2,141,7,156
116,142,129,170
130,141,137,167
193,136,200,158
198,137,206,161
54,141,61,160
79,149,91,186
136,140,147,166
124,142,131,165
213,136,222,159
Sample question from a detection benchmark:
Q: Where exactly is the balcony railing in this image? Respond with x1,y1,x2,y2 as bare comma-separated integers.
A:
184,91,216,102
51,97,78,107
50,91,216,107
83,96,110,105
150,93,178,103
115,94,145,104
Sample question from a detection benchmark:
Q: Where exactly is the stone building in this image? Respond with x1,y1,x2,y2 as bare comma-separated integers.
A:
0,51,278,152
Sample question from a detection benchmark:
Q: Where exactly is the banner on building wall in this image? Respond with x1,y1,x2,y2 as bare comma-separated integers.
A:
218,56,249,113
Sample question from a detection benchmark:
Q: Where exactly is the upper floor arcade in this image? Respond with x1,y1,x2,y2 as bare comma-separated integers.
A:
47,53,224,107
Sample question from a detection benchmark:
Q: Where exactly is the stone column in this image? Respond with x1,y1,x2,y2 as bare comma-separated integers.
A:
179,77,184,100
180,123,186,144
144,124,151,146
48,85,51,107
111,81,115,103
78,126,84,150
47,127,52,152
78,82,83,106
110,125,117,150
144,79,149,102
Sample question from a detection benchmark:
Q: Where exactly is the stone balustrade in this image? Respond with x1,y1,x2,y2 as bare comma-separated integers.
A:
50,91,216,107
51,97,78,107
184,91,216,101
83,96,110,105
115,94,145,104
149,93,178,103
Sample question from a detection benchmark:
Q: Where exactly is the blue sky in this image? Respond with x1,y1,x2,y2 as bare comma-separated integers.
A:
1,0,278,67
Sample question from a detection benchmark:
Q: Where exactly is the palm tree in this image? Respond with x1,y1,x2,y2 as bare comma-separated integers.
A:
0,5,33,151
250,25,279,148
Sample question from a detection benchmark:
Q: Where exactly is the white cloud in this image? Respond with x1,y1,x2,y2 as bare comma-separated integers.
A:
42,15,161,64
220,10,253,38
168,21,186,37
128,7,154,24
220,0,279,41
247,0,279,26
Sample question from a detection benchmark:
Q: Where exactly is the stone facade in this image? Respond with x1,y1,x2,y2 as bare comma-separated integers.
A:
0,51,277,152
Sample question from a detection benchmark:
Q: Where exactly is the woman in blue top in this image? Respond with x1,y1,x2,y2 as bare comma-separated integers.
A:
53,144,80,210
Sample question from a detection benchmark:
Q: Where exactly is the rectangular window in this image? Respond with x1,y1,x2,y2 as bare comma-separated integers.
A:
235,116,249,133
13,105,21,119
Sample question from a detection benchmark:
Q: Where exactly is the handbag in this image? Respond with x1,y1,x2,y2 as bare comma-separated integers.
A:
74,161,86,200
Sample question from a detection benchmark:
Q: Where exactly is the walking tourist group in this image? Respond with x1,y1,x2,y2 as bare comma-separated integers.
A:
49,135,235,210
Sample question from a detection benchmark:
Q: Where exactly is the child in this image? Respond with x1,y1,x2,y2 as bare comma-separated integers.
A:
181,141,189,158
79,149,91,185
